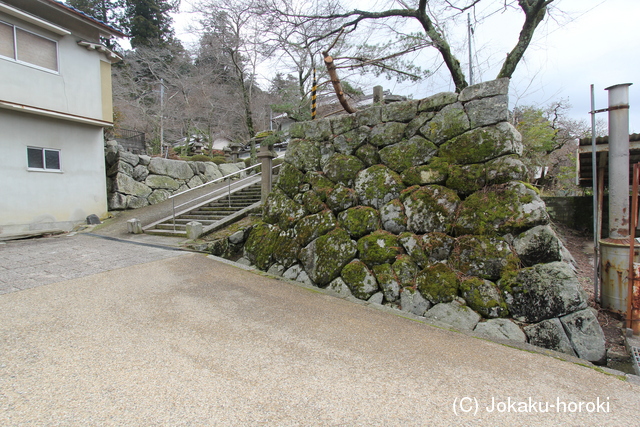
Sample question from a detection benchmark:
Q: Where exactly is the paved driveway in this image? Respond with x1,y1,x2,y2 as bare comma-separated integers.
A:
0,233,186,294
0,238,638,426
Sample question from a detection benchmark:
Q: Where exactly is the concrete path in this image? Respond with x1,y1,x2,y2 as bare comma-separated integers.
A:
0,238,638,426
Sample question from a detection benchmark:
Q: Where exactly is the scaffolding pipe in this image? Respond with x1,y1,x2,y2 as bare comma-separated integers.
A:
590,85,599,301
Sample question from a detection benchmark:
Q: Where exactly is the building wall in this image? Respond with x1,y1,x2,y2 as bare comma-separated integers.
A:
0,10,107,122
0,110,108,234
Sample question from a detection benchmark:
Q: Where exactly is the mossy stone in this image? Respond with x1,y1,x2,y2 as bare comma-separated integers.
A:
294,210,337,246
273,229,302,269
285,139,321,171
422,232,455,263
370,122,408,147
418,92,458,112
450,235,515,281
354,165,406,210
330,114,358,135
379,136,437,173
381,100,419,123
298,227,357,286
405,112,435,138
338,206,381,239
401,185,460,234
301,190,327,214
398,232,429,268
419,102,470,145
278,162,305,198
372,263,401,302
326,185,358,212
446,163,486,196
263,188,308,230
322,153,365,186
341,259,379,300
460,277,509,319
305,171,335,201
244,222,280,270
357,230,404,267
392,255,419,287
485,155,529,186
355,143,381,167
356,105,382,127
380,199,407,234
439,122,522,165
334,126,370,155
416,263,460,304
454,182,549,236
401,157,449,186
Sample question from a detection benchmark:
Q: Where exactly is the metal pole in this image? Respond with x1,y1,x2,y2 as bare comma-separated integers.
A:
228,178,231,208
172,197,175,231
590,84,599,302
160,78,165,158
467,13,474,85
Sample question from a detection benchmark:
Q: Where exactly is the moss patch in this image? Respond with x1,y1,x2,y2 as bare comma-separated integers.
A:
341,259,379,299
416,263,460,304
338,206,381,239
357,230,404,267
459,276,509,318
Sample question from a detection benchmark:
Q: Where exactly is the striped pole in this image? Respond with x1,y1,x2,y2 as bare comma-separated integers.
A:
311,68,317,120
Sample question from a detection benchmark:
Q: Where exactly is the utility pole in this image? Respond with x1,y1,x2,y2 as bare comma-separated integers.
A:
467,13,474,86
159,78,165,157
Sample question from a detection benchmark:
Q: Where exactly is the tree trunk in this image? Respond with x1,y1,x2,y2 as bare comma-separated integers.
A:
323,51,357,114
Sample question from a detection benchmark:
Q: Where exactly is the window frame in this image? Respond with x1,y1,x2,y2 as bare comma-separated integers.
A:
26,146,62,172
0,19,59,74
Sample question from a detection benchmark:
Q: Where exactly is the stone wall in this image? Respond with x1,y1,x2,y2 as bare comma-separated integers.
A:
105,141,246,210
240,78,607,364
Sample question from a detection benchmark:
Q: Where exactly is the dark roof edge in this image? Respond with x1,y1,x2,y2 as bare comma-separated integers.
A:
42,0,127,37
579,133,640,146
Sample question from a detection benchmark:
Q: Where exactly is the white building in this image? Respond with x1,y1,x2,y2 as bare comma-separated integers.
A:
0,0,123,236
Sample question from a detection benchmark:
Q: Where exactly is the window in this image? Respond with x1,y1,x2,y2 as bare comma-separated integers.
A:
0,21,58,72
27,147,61,171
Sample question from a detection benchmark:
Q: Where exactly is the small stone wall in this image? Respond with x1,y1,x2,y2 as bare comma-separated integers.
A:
239,78,607,364
105,141,246,210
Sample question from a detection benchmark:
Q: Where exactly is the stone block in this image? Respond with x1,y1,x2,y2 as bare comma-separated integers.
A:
127,218,143,234
186,221,203,240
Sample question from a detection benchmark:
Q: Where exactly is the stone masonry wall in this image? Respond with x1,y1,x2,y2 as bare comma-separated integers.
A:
241,78,607,364
105,141,246,210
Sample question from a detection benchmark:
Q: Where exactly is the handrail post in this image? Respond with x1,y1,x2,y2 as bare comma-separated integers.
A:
257,144,276,203
172,197,176,231
228,177,231,208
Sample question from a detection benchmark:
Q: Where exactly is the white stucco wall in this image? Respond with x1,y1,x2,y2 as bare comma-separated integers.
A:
0,12,104,121
0,110,108,234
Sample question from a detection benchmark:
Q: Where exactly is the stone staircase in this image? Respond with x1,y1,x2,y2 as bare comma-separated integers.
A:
143,181,262,238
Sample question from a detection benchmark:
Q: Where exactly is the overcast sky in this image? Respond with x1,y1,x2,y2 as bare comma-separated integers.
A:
172,0,639,134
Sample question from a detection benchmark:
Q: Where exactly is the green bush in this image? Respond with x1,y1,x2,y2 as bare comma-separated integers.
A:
190,154,213,162
211,156,227,164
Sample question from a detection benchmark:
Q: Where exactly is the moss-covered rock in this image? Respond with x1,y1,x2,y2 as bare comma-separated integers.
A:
401,185,460,234
416,263,460,304
356,105,383,127
301,190,327,214
380,198,407,234
372,263,401,302
439,122,523,165
398,232,429,268
354,165,406,210
460,277,509,318
326,184,358,212
370,122,408,147
400,157,448,186
418,91,458,112
357,230,404,267
144,174,181,191
319,141,336,168
446,163,486,196
454,182,549,236
513,224,564,266
273,229,302,269
285,139,321,171
263,188,308,230
419,102,470,145
294,210,337,246
422,232,455,263
305,171,335,201
404,112,435,138
337,206,381,239
355,143,381,167
450,235,515,281
298,227,357,286
500,261,587,323
381,100,419,123
341,259,379,300
464,95,509,129
330,114,358,136
333,127,369,155
244,222,280,270
392,255,419,287
379,136,437,173
485,155,529,186
322,153,365,186
304,118,333,141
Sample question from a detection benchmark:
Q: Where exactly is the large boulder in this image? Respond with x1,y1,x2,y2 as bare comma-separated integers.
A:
424,301,481,331
294,210,337,247
513,225,564,266
145,175,181,191
379,199,407,234
337,206,381,240
450,236,515,281
416,263,460,304
502,261,587,323
341,259,379,299
243,222,280,271
399,288,431,316
419,102,470,145
460,277,508,318
524,318,576,357
263,189,308,230
299,228,357,286
474,319,526,342
439,122,522,165
285,139,321,172
356,230,404,267
560,308,607,365
379,136,437,173
354,165,405,210
148,157,194,180
322,154,364,187
401,185,460,234
372,263,401,302
113,174,152,198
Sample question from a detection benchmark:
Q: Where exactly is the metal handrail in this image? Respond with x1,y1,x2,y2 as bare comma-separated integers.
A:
168,154,284,231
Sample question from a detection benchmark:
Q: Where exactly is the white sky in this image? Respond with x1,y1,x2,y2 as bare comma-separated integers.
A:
171,0,640,134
